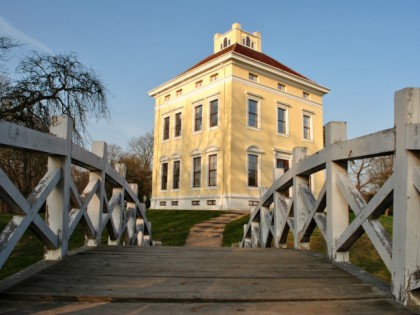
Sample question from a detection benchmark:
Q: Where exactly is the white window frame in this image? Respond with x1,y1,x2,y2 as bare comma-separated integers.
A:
160,159,169,192
278,83,286,91
172,159,181,191
173,110,182,138
246,95,261,131
192,102,203,134
162,114,170,142
208,96,219,131
272,149,292,180
302,111,313,142
246,145,263,190
190,153,202,190
248,73,258,82
276,103,289,136
210,73,218,82
205,146,220,189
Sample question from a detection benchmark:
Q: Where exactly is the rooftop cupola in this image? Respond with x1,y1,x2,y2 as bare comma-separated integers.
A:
213,23,262,53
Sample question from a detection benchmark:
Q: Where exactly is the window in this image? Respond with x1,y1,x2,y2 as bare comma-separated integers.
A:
208,154,217,187
207,200,216,206
164,94,170,102
161,163,168,190
248,73,258,81
192,200,200,206
194,105,202,132
176,89,182,96
248,154,258,187
277,107,286,134
192,157,201,188
195,80,202,88
303,92,310,99
246,36,251,47
303,114,312,140
223,37,227,47
249,200,259,206
171,201,179,206
160,201,166,206
210,73,218,81
175,112,182,137
276,158,290,196
210,99,218,128
173,160,180,189
276,159,289,171
163,116,170,140
248,99,258,128
278,83,286,91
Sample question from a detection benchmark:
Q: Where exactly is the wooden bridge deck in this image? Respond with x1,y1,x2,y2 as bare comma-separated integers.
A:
0,246,418,314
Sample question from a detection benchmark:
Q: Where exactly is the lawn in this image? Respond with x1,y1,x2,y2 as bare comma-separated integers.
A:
146,210,225,246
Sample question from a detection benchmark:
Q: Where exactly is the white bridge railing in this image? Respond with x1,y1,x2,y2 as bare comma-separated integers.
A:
241,88,420,307
0,116,152,269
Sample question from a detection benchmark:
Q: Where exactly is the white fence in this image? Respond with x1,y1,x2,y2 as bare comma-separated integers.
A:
241,88,420,307
0,116,152,269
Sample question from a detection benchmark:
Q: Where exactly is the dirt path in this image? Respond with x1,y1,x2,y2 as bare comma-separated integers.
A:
184,211,248,247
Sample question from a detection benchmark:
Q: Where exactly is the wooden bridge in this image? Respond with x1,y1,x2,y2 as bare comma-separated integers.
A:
0,246,416,314
1,88,420,314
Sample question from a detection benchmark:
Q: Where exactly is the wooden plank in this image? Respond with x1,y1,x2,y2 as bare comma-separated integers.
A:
330,127,395,161
3,275,386,302
1,246,418,314
0,120,66,155
0,299,417,315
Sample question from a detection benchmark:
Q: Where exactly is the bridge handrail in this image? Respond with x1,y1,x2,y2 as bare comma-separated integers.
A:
241,88,420,307
0,115,152,269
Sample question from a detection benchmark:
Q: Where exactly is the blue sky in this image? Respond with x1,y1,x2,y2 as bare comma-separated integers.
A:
1,0,419,149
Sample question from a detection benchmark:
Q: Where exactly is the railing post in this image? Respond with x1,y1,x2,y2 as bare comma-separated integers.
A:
292,147,309,249
108,163,126,246
392,88,420,306
325,122,349,262
86,141,107,246
45,116,72,260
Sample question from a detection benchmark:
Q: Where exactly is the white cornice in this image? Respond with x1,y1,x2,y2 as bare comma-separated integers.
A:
231,53,330,95
231,75,323,108
154,74,323,112
155,79,225,111
148,50,329,99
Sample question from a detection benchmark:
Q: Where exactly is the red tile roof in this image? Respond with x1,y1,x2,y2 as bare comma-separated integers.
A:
182,43,310,81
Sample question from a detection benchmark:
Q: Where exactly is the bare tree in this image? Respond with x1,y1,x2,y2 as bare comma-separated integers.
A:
121,132,154,201
348,159,375,200
107,143,123,167
127,132,154,170
367,156,393,191
0,36,20,73
0,36,111,213
0,52,109,144
348,156,393,201
118,153,152,201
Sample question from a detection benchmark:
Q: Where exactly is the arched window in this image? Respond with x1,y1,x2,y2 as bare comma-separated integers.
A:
223,37,228,48
246,36,251,47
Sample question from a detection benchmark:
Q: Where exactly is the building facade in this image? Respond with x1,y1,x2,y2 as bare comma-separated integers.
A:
148,23,329,211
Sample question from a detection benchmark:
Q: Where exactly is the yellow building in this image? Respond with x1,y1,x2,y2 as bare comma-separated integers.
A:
148,23,329,211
